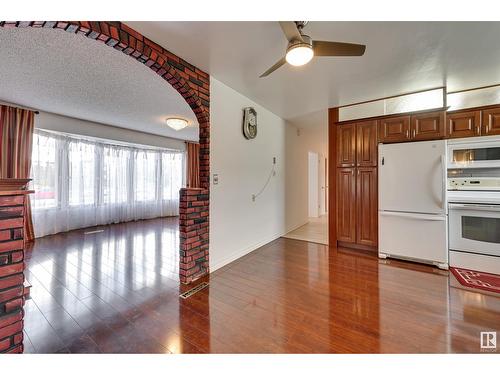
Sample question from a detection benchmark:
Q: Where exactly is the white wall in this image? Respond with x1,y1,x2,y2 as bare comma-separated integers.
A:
308,152,319,218
285,120,328,233
36,111,186,151
210,78,286,272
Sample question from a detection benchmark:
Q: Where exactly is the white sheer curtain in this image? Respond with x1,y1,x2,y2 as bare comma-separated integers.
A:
31,129,184,238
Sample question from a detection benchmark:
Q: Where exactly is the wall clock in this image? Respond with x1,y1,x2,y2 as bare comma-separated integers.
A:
242,107,257,139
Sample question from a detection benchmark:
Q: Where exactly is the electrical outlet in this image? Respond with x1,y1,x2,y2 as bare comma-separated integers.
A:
213,174,219,185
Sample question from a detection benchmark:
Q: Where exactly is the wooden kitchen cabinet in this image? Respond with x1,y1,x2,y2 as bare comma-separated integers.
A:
336,168,356,243
482,107,500,136
337,124,356,167
356,167,378,247
378,115,411,143
410,110,445,141
447,110,481,138
336,120,378,250
356,120,378,167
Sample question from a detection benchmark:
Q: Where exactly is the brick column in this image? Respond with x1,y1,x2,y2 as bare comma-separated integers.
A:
1,192,30,354
179,188,209,284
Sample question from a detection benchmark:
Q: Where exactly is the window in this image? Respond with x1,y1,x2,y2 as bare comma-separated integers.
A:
135,150,157,202
102,146,130,204
162,152,183,200
68,141,96,206
30,130,185,238
31,133,57,209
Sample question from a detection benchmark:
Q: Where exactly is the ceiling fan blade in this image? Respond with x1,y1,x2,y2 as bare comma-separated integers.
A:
312,40,366,56
259,57,287,78
279,21,303,42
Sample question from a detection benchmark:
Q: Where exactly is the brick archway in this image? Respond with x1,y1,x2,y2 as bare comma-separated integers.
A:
0,21,210,284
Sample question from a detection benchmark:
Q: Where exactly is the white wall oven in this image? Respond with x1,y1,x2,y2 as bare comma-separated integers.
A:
447,137,500,274
449,203,500,257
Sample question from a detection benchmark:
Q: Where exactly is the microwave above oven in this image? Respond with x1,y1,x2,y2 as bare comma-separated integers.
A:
448,135,500,169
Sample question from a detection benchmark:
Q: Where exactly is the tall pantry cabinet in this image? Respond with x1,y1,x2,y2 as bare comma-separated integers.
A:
336,120,378,249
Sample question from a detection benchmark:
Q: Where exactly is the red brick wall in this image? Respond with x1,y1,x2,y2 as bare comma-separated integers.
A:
0,194,27,354
179,188,209,283
0,22,211,285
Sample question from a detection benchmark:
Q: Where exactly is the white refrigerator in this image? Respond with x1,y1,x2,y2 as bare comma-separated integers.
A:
378,140,448,269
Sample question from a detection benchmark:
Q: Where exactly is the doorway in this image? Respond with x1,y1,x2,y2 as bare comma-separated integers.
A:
285,149,328,245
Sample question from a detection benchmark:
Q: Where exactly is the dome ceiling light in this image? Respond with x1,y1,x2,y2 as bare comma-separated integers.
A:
166,117,189,131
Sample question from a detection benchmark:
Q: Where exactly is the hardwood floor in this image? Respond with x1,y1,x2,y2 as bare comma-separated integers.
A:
23,217,500,353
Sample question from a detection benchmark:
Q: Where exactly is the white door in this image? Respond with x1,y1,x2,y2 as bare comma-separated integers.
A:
379,140,446,215
308,152,319,218
318,155,326,216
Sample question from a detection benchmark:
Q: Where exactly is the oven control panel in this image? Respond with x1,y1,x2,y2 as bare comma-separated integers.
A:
448,177,500,191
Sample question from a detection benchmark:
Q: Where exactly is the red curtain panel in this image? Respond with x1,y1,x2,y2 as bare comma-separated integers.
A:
0,105,35,241
186,142,200,188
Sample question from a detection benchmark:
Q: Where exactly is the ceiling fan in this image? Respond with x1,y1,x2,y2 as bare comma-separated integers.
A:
260,21,366,78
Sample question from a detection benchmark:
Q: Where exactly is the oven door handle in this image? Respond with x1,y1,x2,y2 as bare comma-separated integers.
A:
449,203,500,212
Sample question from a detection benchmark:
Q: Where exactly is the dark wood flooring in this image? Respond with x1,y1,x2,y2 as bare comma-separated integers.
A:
23,217,500,353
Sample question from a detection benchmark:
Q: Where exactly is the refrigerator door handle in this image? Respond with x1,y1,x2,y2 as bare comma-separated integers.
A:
380,211,446,221
441,154,446,209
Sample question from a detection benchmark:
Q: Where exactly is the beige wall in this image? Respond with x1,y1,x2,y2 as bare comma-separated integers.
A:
285,119,328,233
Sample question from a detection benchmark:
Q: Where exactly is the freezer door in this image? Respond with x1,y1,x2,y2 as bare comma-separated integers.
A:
379,140,446,214
379,211,448,264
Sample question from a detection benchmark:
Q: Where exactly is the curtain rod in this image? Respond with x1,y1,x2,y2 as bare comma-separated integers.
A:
0,100,40,114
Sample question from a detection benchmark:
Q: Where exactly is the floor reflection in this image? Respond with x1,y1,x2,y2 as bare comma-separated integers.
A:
23,220,500,353
24,217,185,353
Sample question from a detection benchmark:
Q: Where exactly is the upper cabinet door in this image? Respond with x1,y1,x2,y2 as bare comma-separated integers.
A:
482,107,500,136
337,124,356,167
378,115,411,143
356,120,378,167
410,111,445,141
447,110,481,138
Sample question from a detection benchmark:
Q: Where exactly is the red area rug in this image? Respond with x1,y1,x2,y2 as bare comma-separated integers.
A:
450,267,500,294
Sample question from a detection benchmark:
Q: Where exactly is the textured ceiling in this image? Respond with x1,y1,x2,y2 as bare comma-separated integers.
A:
0,27,199,141
127,21,500,121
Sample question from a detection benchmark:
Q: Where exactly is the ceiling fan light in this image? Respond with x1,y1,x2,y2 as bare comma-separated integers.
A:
166,117,189,131
285,44,314,66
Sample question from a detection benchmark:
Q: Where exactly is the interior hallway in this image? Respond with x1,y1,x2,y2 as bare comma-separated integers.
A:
22,217,500,353
283,215,328,245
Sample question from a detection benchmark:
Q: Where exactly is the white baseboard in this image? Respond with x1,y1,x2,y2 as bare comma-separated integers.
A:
210,230,287,273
